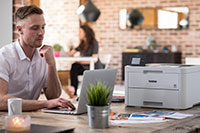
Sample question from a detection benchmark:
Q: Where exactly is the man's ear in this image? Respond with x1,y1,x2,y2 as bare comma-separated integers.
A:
16,25,23,35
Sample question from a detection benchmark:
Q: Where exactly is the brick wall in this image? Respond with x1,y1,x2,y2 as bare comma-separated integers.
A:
13,0,200,84
13,0,30,40
91,0,200,84
40,0,80,51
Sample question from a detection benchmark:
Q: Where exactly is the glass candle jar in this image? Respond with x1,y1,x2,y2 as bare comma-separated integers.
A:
4,115,31,132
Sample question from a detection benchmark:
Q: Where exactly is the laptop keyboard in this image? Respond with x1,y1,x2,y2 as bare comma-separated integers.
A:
42,97,79,114
42,107,77,114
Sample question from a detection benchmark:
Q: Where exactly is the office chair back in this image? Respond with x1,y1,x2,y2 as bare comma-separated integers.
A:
77,54,112,93
99,54,112,69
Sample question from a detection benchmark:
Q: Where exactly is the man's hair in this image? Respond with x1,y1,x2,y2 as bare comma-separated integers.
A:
15,5,43,24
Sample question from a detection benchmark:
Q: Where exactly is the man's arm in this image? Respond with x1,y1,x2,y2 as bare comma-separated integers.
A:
0,78,46,111
44,64,62,99
0,78,75,111
39,45,62,99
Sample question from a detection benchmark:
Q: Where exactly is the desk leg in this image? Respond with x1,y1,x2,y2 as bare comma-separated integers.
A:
90,61,94,70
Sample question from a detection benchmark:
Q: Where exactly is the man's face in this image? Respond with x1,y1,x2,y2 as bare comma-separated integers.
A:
17,14,46,48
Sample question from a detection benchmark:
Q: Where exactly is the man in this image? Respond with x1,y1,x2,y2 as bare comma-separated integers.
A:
0,5,75,111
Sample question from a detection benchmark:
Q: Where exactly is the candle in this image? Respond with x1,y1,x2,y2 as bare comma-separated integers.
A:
5,115,31,132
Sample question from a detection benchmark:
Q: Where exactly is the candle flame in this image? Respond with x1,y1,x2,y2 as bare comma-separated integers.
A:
6,115,30,132
12,117,24,127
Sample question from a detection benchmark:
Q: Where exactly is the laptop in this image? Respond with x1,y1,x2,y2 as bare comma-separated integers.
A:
42,69,117,115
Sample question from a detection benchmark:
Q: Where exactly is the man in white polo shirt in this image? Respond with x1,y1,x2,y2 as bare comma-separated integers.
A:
0,5,75,111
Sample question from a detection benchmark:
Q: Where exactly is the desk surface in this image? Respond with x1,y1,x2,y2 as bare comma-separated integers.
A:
1,102,200,133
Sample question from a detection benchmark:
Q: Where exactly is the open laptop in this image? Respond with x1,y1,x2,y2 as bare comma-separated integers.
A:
42,69,117,115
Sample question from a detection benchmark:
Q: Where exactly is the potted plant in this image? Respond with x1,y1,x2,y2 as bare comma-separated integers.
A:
53,43,62,57
86,81,113,129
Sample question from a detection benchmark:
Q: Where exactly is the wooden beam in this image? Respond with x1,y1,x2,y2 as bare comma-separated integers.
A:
30,0,40,7
80,0,87,5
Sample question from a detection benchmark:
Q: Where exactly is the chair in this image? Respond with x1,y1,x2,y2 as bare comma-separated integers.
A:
185,57,200,65
99,54,112,69
77,54,112,95
78,54,112,80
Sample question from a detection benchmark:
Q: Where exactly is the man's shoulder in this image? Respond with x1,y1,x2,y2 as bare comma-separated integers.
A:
0,42,17,58
0,41,16,51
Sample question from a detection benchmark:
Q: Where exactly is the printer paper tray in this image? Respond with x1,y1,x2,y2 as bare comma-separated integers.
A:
127,88,181,109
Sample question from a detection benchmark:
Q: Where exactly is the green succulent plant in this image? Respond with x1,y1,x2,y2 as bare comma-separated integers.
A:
86,81,113,106
53,43,62,51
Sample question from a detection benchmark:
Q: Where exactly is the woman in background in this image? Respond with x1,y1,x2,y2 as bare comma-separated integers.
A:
67,25,104,96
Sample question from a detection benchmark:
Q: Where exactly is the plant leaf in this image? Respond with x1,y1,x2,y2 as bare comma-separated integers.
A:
86,81,113,106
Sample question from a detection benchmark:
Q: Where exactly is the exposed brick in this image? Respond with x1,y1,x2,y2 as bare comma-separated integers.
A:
13,0,22,4
12,0,200,84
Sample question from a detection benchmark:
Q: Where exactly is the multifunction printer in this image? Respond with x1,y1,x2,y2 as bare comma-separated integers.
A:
125,64,200,109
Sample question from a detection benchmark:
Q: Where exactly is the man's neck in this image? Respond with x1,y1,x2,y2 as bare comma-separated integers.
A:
19,39,35,60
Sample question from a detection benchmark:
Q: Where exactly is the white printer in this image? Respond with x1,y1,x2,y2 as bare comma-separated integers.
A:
125,64,200,109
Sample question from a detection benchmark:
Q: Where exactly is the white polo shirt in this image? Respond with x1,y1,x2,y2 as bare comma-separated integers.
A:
0,40,48,100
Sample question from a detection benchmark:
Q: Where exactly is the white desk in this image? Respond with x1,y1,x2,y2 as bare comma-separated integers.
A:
185,57,200,65
55,57,97,70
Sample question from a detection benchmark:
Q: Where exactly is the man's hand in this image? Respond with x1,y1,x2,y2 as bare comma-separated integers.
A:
45,98,75,110
39,45,55,66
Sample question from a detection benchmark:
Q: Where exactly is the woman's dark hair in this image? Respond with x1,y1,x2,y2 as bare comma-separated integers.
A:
78,25,97,53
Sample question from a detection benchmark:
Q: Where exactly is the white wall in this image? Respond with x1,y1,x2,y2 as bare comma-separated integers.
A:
0,0,12,48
